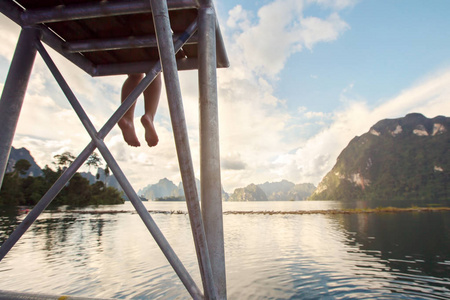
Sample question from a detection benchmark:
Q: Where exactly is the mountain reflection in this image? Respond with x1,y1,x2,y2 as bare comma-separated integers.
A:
340,212,450,278
0,207,21,245
28,214,111,252
0,202,449,299
226,209,450,299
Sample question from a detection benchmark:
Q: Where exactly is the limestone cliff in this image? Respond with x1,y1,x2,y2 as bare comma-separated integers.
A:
309,113,449,201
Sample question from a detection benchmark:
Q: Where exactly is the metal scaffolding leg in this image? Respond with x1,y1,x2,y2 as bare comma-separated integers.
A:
0,2,228,298
0,23,206,299
0,27,39,187
198,6,226,300
38,42,204,299
150,0,218,299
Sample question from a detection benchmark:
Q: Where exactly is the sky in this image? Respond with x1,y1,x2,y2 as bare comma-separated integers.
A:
1,0,450,193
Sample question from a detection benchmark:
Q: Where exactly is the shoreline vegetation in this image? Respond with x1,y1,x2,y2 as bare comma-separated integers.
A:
1,154,124,206
38,206,450,215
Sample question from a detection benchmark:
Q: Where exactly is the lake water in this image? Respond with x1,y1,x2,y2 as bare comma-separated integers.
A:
0,201,449,299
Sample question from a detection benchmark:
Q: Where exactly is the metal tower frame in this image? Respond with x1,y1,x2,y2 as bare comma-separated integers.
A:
0,0,228,299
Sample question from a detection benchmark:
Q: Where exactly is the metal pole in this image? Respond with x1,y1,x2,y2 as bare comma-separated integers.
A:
0,0,23,25
0,36,149,261
36,42,203,299
64,33,198,53
149,0,218,298
0,27,39,187
198,7,227,300
93,58,200,76
197,0,229,69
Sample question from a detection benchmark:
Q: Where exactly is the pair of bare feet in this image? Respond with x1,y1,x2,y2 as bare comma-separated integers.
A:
118,73,162,147
118,114,158,147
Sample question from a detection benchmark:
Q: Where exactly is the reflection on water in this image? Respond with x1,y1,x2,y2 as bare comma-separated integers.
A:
225,211,450,299
0,207,22,244
0,202,449,299
343,212,450,277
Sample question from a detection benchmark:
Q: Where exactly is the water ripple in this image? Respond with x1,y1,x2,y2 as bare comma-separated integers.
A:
0,203,449,299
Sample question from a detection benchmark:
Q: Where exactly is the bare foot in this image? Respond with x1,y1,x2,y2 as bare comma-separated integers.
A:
141,115,159,147
118,118,140,147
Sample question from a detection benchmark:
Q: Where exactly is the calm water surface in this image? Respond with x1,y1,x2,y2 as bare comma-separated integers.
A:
0,201,449,299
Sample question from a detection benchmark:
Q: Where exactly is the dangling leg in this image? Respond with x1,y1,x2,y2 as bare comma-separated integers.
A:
118,73,143,147
141,73,162,147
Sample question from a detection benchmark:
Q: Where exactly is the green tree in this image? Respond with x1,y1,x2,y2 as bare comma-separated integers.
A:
0,160,30,205
0,173,22,205
104,164,110,177
104,164,110,187
86,152,102,171
14,159,31,176
91,181,124,205
1,154,124,207
53,152,75,170
63,173,91,206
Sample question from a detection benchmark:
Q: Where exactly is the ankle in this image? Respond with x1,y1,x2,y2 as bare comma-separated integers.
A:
141,114,154,122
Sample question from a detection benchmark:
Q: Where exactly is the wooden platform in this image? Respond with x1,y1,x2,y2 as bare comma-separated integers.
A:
1,0,228,76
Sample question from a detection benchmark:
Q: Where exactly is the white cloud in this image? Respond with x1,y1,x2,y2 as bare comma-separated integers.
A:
309,0,359,10
298,13,349,50
305,111,326,119
2,2,448,197
229,0,350,78
221,153,247,170
226,5,251,30
212,0,355,191
274,69,450,186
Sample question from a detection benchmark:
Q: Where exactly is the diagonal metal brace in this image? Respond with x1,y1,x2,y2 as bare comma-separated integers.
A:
150,0,218,298
0,21,203,300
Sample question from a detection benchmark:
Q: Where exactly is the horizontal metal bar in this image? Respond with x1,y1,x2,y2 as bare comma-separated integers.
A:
0,290,114,300
39,26,96,75
0,1,23,26
0,1,228,77
64,33,198,53
91,17,200,76
21,0,198,25
92,58,201,76
0,4,95,75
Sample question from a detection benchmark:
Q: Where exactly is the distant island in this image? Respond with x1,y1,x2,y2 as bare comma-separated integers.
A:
228,181,316,202
309,113,449,201
1,147,316,205
138,178,316,202
3,113,447,206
